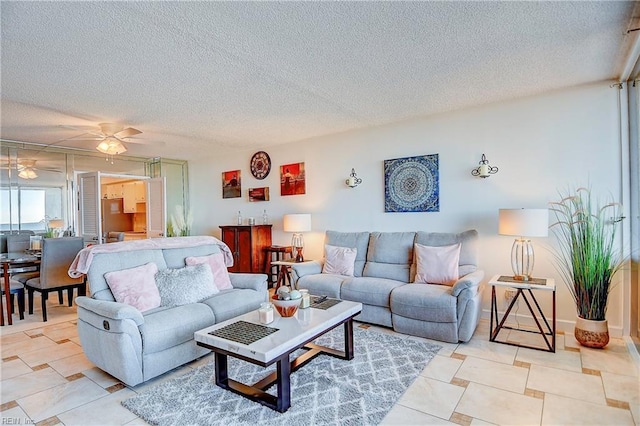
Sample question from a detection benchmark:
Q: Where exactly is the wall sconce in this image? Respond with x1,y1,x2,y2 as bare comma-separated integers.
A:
345,168,362,188
471,154,498,178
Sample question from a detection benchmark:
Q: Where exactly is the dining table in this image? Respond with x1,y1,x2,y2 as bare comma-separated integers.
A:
0,251,40,326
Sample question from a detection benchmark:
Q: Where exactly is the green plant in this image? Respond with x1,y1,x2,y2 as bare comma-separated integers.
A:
41,216,55,238
549,187,623,321
167,205,192,237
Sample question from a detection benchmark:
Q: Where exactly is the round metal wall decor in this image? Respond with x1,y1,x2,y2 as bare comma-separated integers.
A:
384,154,439,212
250,151,271,180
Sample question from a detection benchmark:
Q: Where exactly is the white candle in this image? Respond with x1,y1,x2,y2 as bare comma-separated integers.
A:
300,290,310,308
479,164,489,177
259,304,274,324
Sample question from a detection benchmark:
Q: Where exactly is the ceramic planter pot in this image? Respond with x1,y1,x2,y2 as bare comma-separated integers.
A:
574,317,609,349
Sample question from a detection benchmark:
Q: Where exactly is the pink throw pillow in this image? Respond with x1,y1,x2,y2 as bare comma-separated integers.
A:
185,253,233,291
105,262,161,312
322,244,357,276
414,243,461,286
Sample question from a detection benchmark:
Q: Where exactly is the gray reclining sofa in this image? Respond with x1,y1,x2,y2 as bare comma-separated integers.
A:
291,230,484,343
72,239,268,386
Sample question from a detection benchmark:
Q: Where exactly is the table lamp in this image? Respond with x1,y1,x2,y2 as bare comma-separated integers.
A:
283,214,311,262
498,208,548,281
48,219,65,238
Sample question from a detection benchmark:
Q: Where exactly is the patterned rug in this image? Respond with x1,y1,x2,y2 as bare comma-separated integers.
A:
122,326,442,426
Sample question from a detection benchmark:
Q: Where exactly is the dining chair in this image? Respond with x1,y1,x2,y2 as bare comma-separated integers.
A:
4,233,41,290
1,279,25,321
24,237,85,322
6,234,31,253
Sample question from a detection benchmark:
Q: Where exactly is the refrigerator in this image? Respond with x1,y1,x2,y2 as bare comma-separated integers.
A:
101,199,133,235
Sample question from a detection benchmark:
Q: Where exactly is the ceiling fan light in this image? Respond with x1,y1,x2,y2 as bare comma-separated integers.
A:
96,140,110,153
18,168,38,179
96,137,127,155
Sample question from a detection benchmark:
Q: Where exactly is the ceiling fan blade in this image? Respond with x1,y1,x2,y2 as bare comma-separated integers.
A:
59,125,104,138
113,137,163,146
115,127,142,138
60,133,104,141
60,138,104,142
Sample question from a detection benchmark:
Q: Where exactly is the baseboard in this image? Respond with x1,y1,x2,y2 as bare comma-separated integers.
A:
480,309,624,338
624,336,640,366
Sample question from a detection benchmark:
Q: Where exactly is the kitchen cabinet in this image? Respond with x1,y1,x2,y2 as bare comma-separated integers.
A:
106,184,124,199
123,181,147,213
123,183,137,213
135,181,146,202
219,225,272,273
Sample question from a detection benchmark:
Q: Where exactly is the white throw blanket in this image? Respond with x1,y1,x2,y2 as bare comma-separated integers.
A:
68,236,233,278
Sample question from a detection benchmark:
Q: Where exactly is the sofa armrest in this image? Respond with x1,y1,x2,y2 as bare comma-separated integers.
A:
75,296,145,326
229,273,268,293
290,260,323,283
451,270,485,297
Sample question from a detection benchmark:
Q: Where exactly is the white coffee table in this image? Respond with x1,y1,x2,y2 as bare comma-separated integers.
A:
194,299,362,412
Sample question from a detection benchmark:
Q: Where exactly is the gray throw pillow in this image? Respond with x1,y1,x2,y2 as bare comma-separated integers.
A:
155,263,218,307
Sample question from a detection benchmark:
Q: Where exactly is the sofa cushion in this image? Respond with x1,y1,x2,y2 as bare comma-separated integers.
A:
322,244,357,276
325,231,370,277
162,244,221,269
412,230,478,280
414,243,461,286
363,232,415,282
296,273,344,299
200,289,265,323
140,303,215,354
88,249,168,301
104,262,161,312
340,277,405,307
391,283,457,323
185,253,233,290
155,263,218,307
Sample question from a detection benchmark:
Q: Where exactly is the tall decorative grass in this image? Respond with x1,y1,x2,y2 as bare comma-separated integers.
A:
167,205,192,237
549,188,623,321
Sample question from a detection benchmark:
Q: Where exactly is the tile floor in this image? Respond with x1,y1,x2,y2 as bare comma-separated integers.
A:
0,297,638,426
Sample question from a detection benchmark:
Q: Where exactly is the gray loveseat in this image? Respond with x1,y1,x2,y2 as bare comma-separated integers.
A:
291,230,484,343
70,237,268,386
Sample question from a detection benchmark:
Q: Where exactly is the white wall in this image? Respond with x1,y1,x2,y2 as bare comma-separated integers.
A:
190,82,626,336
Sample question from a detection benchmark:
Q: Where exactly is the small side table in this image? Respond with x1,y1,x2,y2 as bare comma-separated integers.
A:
263,245,293,287
271,259,314,291
489,274,556,353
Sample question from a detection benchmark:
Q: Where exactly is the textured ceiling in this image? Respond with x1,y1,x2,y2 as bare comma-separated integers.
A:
1,1,639,161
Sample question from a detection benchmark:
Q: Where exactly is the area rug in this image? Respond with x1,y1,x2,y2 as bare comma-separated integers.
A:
122,326,441,426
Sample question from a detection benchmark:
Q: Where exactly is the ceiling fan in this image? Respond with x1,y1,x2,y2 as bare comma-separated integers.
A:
60,123,143,160
0,159,63,180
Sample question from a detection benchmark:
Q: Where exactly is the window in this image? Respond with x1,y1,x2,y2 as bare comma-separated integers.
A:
0,186,62,232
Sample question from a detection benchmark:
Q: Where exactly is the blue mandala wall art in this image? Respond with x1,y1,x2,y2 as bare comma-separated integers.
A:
384,154,439,212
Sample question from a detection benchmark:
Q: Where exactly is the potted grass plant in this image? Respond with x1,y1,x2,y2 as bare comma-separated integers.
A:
549,187,624,348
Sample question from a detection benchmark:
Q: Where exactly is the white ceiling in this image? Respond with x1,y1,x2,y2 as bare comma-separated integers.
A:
1,1,639,161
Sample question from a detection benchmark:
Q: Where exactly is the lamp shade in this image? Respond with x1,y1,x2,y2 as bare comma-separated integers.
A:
48,219,64,229
498,209,549,237
283,214,311,233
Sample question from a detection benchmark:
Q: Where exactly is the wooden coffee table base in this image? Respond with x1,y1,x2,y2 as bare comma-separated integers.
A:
200,318,355,413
